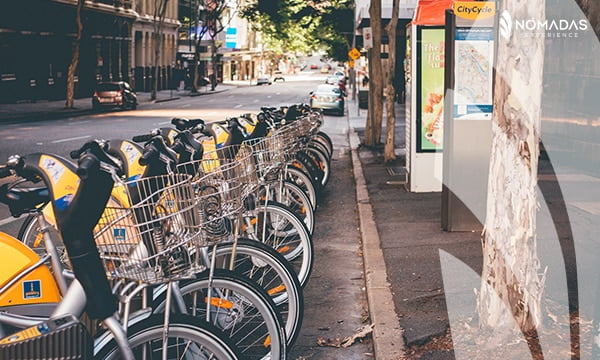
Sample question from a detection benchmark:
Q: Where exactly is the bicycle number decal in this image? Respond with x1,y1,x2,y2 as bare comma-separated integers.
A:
23,280,42,300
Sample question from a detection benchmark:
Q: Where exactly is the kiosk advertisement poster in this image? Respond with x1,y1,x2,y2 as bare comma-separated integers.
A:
418,27,445,152
454,27,494,119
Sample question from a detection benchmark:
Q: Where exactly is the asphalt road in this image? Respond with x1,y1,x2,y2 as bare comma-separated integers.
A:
0,72,374,358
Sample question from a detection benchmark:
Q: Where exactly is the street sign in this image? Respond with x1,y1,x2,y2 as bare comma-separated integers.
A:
348,48,361,60
348,60,355,68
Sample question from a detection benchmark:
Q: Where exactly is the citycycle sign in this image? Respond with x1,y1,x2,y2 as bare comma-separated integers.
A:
453,1,496,20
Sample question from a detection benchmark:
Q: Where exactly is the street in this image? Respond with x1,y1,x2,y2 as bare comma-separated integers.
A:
0,73,375,359
0,75,321,223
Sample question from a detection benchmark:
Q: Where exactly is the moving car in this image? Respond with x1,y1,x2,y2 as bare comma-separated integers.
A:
273,71,285,82
257,74,271,85
309,84,345,116
92,81,137,111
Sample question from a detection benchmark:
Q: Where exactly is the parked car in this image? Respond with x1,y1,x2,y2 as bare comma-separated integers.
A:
273,71,285,82
92,81,137,111
309,84,345,116
334,71,346,83
257,75,271,85
325,75,340,85
325,76,346,95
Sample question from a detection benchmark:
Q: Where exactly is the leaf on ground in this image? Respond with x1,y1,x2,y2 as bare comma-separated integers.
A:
316,324,375,348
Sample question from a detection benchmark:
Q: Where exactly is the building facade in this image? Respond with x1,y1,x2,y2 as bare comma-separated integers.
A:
0,0,180,104
132,0,179,92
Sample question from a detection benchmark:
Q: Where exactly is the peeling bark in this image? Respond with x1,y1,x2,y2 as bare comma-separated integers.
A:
152,0,169,101
365,0,384,147
65,0,84,109
477,0,546,341
384,0,399,162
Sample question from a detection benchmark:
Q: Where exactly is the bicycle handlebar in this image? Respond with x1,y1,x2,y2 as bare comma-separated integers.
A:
0,165,12,179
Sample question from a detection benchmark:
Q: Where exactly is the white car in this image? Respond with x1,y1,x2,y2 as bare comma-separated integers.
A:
257,75,271,85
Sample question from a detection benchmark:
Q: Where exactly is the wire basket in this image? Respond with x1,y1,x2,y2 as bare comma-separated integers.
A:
176,144,257,245
244,132,288,181
94,173,202,285
271,122,305,161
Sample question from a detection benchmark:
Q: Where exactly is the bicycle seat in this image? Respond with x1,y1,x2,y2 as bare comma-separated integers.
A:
1,186,50,217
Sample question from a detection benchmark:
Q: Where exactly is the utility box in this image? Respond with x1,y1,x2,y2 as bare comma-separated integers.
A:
358,90,368,109
441,3,495,231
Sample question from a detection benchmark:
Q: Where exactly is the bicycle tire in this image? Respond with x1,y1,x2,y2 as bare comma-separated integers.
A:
285,166,318,210
18,214,67,265
211,239,304,347
95,313,241,359
293,152,324,192
245,201,314,288
304,145,331,187
261,180,315,235
307,139,332,163
316,131,333,153
312,131,333,158
153,269,287,360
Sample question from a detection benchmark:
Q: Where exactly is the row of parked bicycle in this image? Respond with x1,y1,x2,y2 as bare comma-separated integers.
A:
0,104,333,359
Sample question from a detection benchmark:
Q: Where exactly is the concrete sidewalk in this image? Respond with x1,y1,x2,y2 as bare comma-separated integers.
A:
0,85,236,123
347,98,481,359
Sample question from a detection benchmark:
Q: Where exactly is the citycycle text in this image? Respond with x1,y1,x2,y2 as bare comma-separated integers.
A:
455,5,494,15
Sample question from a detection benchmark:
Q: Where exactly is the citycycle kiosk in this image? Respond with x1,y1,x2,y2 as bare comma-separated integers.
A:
406,0,467,193
441,1,495,231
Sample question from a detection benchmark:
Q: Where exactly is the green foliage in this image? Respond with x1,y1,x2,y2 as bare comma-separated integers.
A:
241,0,354,61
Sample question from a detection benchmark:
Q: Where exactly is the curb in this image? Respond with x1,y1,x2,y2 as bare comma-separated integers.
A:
152,97,181,103
348,126,405,360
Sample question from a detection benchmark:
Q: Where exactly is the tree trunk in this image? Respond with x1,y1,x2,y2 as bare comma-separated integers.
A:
152,0,169,101
477,0,546,340
365,0,384,147
383,0,399,162
65,0,84,109
210,37,217,91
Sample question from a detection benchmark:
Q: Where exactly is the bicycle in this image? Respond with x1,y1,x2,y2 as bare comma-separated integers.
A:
0,141,241,359
14,135,298,355
135,132,304,348
106,134,288,359
167,119,315,288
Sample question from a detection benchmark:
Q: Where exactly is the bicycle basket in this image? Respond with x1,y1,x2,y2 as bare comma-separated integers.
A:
176,145,257,245
94,173,202,285
244,133,287,180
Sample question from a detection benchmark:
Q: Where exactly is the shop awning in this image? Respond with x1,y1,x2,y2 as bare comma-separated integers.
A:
412,0,474,26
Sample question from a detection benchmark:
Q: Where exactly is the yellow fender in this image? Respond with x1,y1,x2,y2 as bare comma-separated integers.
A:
0,232,60,306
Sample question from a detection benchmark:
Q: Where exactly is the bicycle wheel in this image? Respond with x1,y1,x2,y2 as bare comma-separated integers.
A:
18,214,44,256
285,166,318,210
260,180,315,235
308,139,332,163
211,239,304,347
304,145,331,187
293,152,324,192
95,313,241,359
153,269,287,360
313,131,333,158
245,202,314,288
18,214,69,266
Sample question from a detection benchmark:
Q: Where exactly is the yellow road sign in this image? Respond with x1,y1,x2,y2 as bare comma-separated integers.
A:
348,48,361,60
